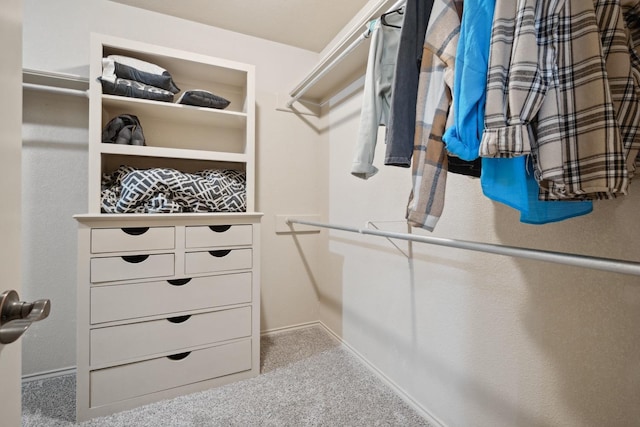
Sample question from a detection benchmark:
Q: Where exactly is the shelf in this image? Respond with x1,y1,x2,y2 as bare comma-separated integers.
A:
74,212,264,223
103,42,250,88
292,45,368,105
287,0,399,106
102,95,247,129
87,32,256,213
99,144,249,164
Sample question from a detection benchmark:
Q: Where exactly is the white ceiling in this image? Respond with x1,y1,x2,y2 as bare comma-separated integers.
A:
110,0,370,53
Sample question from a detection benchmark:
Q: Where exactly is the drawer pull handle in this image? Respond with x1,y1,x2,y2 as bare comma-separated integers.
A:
167,278,191,286
121,255,149,264
208,250,231,257
209,225,231,233
121,227,150,236
167,315,191,324
167,352,191,361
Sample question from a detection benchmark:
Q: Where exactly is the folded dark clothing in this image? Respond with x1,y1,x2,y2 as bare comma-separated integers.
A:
114,62,181,94
103,55,181,94
99,77,175,102
176,89,230,109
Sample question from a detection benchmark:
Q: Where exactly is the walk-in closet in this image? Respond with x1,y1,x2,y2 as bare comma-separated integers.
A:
2,1,640,426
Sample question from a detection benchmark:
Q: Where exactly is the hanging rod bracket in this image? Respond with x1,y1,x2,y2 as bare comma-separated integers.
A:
365,221,410,258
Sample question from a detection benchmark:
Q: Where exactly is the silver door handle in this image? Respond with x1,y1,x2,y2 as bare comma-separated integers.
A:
0,290,51,344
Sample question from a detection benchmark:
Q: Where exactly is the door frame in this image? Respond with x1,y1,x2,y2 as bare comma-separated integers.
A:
0,0,24,425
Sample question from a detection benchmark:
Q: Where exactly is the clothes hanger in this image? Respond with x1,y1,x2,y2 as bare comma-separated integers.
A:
380,7,403,28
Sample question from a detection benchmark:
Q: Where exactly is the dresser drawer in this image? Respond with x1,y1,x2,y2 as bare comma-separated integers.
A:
91,227,175,253
185,249,252,274
90,272,252,324
90,254,174,283
90,339,252,407
90,306,251,366
185,224,252,248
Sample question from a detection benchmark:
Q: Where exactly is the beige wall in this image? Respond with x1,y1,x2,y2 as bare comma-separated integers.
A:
21,0,322,375
319,71,640,427
21,1,640,427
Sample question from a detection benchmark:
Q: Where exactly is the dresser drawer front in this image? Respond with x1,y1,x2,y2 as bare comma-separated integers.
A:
185,224,252,248
90,254,174,283
91,227,175,253
90,339,252,407
185,249,252,274
90,306,251,366
91,272,252,324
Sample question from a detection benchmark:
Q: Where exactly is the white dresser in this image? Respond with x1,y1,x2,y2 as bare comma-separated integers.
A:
75,213,261,420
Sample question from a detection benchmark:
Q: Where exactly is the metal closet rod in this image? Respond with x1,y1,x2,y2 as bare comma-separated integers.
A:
286,0,406,108
286,218,640,277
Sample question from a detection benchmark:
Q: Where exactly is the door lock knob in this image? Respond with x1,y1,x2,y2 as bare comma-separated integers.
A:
0,290,51,344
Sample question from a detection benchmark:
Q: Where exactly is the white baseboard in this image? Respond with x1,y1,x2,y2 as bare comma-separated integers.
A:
23,321,447,427
315,321,448,427
22,366,76,384
260,320,323,336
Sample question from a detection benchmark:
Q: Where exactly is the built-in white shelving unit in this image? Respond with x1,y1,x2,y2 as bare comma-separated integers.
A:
75,33,261,421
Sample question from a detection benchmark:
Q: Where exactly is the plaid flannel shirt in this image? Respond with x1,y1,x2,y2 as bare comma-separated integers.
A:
623,0,640,69
406,0,461,230
480,0,628,199
596,0,640,178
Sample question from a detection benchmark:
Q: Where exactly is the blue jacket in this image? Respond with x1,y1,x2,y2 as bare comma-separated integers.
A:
442,0,494,161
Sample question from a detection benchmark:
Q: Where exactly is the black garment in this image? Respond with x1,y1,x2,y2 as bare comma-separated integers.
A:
448,156,481,178
177,90,230,109
384,0,436,167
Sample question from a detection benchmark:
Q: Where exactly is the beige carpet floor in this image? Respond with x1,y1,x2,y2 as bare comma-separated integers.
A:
22,325,431,426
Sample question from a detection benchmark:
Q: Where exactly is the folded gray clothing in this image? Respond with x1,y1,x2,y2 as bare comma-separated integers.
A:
99,77,175,102
176,89,230,109
103,55,181,94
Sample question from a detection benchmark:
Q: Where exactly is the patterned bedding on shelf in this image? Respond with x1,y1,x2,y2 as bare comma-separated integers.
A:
101,165,246,213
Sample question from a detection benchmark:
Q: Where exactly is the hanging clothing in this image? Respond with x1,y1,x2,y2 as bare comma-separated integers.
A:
625,0,640,68
406,0,461,231
623,1,640,171
448,156,481,177
384,0,435,167
480,0,628,200
473,0,593,224
595,0,640,178
481,159,593,225
441,0,494,162
625,0,640,45
351,13,403,180
482,157,594,224
436,0,488,180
